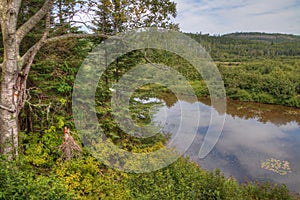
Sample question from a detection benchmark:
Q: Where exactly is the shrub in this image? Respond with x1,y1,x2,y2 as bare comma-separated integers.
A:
0,157,72,200
285,96,300,108
21,126,63,167
54,156,131,200
230,89,252,102
253,92,276,104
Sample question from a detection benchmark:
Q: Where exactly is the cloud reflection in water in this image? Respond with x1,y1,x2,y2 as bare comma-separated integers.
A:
153,99,300,193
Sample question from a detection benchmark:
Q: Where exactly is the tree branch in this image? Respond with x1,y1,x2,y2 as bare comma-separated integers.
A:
16,0,54,45
20,33,113,67
22,12,51,74
19,12,49,75
69,20,93,30
0,104,16,113
143,50,168,71
15,12,52,113
45,33,111,43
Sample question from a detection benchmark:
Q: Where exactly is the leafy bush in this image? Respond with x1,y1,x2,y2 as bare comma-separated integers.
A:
253,92,276,104
0,158,72,200
230,89,252,102
129,158,240,200
242,182,293,200
54,156,131,200
127,157,296,200
285,96,300,108
21,126,63,167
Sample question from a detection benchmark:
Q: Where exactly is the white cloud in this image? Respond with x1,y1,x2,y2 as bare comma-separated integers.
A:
173,0,300,35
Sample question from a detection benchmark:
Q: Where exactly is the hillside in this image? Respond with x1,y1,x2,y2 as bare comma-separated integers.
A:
185,32,300,61
223,32,300,43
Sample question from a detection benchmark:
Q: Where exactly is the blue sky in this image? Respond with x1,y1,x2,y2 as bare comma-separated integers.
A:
173,0,300,35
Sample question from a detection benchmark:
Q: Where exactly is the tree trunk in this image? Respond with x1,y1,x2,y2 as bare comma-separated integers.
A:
0,1,19,158
0,75,19,158
0,0,107,159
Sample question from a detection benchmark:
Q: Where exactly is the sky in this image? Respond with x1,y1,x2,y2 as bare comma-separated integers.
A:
173,0,300,35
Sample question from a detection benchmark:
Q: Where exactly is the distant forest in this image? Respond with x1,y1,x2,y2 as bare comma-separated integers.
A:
186,32,300,60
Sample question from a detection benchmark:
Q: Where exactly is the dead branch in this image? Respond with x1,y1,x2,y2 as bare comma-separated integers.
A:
59,127,82,161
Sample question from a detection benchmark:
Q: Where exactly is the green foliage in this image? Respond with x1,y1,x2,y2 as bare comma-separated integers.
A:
253,92,276,104
127,157,296,200
93,0,178,34
0,157,72,200
21,126,63,167
230,89,252,102
189,81,210,97
54,156,131,200
218,58,300,107
9,125,299,199
57,81,73,94
242,182,293,200
187,32,300,60
286,96,300,107
8,6,299,198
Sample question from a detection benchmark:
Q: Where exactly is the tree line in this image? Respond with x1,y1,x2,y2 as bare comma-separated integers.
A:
1,0,299,199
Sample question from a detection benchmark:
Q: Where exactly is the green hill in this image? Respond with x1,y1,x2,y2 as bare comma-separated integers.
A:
223,32,300,43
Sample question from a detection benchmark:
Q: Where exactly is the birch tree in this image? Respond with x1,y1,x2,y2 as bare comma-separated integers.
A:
0,0,178,159
0,0,108,158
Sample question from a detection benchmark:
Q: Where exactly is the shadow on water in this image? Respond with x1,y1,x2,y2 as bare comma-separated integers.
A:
151,95,300,193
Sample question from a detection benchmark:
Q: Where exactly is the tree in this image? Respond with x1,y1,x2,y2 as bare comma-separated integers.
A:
0,0,178,158
92,0,178,80
92,0,178,34
0,0,107,158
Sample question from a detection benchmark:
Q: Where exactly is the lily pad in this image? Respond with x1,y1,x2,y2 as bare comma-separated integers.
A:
261,158,292,175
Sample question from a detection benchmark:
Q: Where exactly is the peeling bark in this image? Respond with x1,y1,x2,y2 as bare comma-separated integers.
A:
0,0,20,158
0,0,110,159
0,0,52,158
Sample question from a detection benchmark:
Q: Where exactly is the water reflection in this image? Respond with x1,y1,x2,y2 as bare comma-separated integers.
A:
153,97,300,193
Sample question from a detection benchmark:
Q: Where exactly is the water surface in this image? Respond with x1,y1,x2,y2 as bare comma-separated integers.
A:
152,97,300,193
